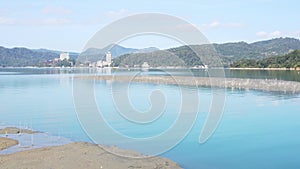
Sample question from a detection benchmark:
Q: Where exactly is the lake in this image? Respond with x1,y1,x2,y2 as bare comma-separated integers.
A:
0,67,300,169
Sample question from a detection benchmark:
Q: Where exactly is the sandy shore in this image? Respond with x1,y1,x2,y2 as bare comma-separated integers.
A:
0,137,18,151
0,127,37,134
0,127,37,151
0,127,182,169
0,142,182,169
78,75,300,94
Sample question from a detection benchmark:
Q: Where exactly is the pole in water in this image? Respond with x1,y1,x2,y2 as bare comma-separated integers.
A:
31,134,34,147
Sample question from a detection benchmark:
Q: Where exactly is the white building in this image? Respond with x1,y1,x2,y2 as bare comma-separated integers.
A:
106,51,112,66
60,52,70,61
96,60,103,67
142,62,150,68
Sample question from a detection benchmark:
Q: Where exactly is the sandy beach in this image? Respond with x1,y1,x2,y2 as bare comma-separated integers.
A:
0,127,37,135
0,128,182,169
0,138,18,151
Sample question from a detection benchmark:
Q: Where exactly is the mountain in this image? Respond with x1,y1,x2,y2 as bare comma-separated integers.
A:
1,37,299,67
113,37,300,67
0,47,60,67
0,44,158,67
78,44,159,63
215,37,300,62
230,50,300,69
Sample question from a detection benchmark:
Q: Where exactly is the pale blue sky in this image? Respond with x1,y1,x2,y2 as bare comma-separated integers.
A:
0,0,299,52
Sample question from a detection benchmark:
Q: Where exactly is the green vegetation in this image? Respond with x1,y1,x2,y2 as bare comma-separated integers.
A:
230,50,300,69
114,37,300,67
113,45,203,67
0,47,78,67
1,37,300,67
0,47,59,67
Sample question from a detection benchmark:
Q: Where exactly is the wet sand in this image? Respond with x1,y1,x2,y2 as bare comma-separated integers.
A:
0,127,37,151
0,137,18,151
0,127,37,134
0,127,182,169
0,142,182,169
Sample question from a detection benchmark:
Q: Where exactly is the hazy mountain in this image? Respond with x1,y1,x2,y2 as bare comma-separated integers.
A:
1,37,299,67
33,48,79,59
78,44,159,62
0,44,158,66
215,37,300,62
0,47,60,67
231,50,300,68
114,37,300,67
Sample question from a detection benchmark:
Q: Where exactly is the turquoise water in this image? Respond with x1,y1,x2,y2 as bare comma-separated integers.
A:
0,68,300,168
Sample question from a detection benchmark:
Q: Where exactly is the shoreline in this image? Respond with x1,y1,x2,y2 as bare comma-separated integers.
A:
0,137,18,151
0,127,182,169
1,66,300,71
0,142,182,169
229,67,300,71
78,75,300,94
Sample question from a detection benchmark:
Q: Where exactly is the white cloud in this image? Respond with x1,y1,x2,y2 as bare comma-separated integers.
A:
0,16,15,24
209,21,220,28
200,20,244,31
256,31,268,37
42,7,72,15
256,30,282,38
269,30,281,36
105,9,131,20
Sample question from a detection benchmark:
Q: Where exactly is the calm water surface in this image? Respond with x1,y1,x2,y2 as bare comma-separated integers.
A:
0,68,300,169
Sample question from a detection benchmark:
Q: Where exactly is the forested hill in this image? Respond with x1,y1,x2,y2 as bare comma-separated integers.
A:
1,37,300,67
230,50,300,69
0,47,61,67
113,37,300,67
0,44,158,67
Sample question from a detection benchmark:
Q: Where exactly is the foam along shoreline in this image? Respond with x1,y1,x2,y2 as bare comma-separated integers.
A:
79,75,300,94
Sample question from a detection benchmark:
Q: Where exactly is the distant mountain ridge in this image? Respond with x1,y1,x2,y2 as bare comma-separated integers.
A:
230,50,300,69
0,45,159,67
0,46,60,67
78,44,159,62
114,37,300,67
215,37,300,62
1,37,300,67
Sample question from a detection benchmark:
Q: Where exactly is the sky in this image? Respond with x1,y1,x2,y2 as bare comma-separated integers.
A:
0,0,299,52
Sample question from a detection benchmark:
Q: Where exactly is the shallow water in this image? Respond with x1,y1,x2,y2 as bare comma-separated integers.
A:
0,68,299,169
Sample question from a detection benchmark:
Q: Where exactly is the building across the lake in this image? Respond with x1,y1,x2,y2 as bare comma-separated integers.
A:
59,52,70,61
142,62,150,68
106,51,112,66
89,51,112,67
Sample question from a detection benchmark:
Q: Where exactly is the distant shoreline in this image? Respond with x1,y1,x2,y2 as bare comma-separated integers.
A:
1,66,300,71
229,67,300,71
